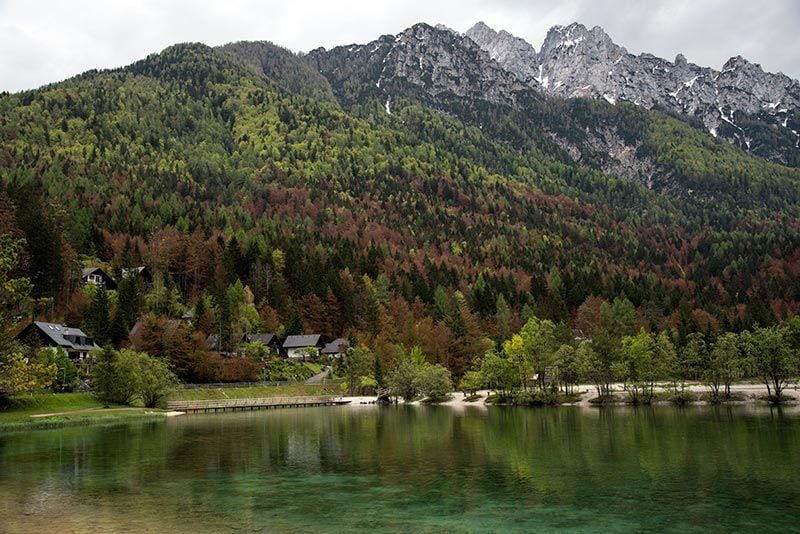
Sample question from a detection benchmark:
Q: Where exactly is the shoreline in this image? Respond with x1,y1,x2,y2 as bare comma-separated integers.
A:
342,382,800,409
3,382,798,434
0,411,170,434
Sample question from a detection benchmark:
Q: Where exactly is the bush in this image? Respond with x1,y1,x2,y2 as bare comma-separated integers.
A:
670,390,696,405
262,358,316,382
216,357,262,382
414,364,452,402
37,347,78,391
92,347,178,407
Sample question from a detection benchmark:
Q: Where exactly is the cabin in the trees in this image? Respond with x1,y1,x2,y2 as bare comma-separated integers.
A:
321,338,349,358
121,265,153,286
246,333,282,355
282,335,326,361
17,321,98,362
81,267,117,290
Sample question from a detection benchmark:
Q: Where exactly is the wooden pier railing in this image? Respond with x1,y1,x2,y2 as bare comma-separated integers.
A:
167,396,350,414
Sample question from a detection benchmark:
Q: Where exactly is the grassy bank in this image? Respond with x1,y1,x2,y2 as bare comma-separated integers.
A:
0,392,104,423
0,392,167,433
169,382,340,401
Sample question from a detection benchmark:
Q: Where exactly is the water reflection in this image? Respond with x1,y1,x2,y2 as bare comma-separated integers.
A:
1,405,799,532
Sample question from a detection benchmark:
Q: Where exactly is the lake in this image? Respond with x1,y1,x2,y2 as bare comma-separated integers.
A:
1,404,799,533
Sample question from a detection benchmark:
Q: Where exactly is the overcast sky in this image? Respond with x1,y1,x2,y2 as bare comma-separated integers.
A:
1,0,799,93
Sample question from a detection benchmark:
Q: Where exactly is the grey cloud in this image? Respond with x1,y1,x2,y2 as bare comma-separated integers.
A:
1,0,798,92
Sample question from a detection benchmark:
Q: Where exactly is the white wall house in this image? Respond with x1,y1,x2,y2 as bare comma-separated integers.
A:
282,335,325,361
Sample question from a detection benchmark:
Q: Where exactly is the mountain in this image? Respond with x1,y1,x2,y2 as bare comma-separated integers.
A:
466,21,800,166
1,21,800,360
304,23,799,203
305,23,531,112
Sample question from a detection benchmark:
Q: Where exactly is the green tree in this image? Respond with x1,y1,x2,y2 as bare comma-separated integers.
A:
133,352,179,408
618,329,658,403
709,332,742,400
0,233,32,350
741,326,797,401
116,273,146,331
92,347,178,407
85,287,112,346
92,347,138,405
553,344,581,395
37,347,78,391
458,370,485,396
0,352,57,395
386,345,426,401
341,346,375,395
479,349,518,397
504,315,558,392
676,332,707,393
576,341,605,399
413,364,452,401
495,293,511,344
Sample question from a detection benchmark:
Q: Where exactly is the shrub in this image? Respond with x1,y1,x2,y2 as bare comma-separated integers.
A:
414,364,452,402
92,347,178,407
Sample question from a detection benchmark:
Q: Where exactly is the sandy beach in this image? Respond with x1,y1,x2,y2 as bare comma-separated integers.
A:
340,382,800,409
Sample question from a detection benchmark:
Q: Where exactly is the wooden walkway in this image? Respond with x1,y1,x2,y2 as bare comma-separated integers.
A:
167,396,351,414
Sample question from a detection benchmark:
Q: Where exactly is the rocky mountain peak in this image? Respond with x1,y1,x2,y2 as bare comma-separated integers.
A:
539,22,619,58
467,21,800,163
466,21,539,85
722,55,751,72
308,22,528,109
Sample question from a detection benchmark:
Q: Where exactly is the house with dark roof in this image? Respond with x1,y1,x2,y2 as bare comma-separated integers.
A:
282,334,326,361
246,333,281,354
81,267,117,290
121,265,153,286
16,321,98,362
321,338,349,358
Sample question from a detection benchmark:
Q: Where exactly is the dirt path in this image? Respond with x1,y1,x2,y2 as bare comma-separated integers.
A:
305,366,331,385
30,407,153,418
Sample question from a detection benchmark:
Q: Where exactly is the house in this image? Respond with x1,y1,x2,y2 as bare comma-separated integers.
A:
321,338,349,358
180,308,194,323
81,267,117,290
16,321,98,362
282,334,326,361
246,333,282,355
121,265,153,286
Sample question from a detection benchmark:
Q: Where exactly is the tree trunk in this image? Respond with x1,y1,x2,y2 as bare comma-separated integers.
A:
773,376,783,400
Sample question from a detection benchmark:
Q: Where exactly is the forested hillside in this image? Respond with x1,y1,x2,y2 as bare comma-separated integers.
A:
2,36,800,381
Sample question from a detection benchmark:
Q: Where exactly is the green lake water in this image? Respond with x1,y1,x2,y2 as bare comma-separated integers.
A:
1,404,799,533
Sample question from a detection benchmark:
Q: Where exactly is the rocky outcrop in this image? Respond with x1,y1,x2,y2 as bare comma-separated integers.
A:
308,23,529,109
465,22,540,86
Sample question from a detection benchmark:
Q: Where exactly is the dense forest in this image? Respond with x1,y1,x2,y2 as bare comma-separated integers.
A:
2,40,800,384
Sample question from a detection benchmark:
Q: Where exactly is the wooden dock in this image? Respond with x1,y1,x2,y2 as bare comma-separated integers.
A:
166,396,351,414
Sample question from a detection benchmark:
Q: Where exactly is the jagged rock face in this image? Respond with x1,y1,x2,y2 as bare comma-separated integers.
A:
465,22,540,85
535,23,626,99
308,23,528,109
467,22,800,162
